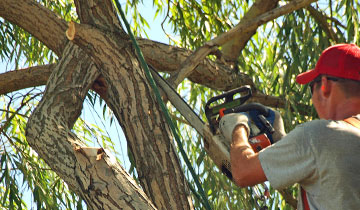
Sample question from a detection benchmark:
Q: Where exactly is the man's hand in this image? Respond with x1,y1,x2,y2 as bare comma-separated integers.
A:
248,108,286,143
219,113,250,142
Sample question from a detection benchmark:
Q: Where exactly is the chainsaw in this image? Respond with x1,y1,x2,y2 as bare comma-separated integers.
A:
149,67,289,207
149,66,274,180
204,85,275,179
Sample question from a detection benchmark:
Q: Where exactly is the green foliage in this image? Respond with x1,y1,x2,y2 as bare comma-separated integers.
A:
124,0,151,37
39,0,77,22
1,0,360,209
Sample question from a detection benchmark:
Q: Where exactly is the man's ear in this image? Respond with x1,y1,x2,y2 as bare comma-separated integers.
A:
320,76,331,97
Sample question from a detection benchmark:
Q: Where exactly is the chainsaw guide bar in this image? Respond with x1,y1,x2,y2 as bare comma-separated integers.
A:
150,66,237,180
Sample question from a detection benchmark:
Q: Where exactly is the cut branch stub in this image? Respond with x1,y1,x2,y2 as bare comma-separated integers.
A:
66,21,77,41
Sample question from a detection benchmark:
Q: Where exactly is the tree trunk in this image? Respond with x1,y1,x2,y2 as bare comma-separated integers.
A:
66,18,193,209
8,0,194,209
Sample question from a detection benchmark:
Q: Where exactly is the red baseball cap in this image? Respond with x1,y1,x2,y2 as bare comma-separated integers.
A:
296,43,360,84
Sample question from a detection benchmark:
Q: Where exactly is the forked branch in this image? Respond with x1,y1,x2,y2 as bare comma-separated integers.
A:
168,0,318,88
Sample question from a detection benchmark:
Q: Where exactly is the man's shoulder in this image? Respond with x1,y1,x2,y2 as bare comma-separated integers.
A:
303,113,360,127
290,119,330,137
300,117,354,131
287,118,359,149
299,116,360,155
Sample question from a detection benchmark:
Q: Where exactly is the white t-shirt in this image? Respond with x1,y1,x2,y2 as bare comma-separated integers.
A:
259,115,360,210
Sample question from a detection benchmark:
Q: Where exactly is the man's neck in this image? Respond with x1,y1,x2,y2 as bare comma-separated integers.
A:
333,99,360,120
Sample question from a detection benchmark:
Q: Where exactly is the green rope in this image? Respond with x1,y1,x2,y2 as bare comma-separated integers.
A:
114,1,212,210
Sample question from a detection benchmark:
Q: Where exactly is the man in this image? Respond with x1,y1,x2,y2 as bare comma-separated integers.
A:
220,43,360,209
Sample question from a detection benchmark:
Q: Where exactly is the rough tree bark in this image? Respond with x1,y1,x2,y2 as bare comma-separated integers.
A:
0,0,255,92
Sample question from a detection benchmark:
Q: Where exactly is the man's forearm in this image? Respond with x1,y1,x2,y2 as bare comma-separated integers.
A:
230,125,267,187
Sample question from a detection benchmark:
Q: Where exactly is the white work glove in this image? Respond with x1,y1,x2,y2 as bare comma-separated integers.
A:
272,110,286,142
219,113,250,142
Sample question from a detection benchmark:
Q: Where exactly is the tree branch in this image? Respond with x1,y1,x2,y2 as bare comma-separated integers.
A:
0,61,286,111
137,38,255,90
278,189,298,208
168,0,318,88
0,65,52,95
0,0,254,92
221,0,279,63
0,0,68,56
0,64,107,101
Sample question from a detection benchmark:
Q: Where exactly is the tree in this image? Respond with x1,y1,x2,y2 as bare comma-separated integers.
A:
0,0,359,209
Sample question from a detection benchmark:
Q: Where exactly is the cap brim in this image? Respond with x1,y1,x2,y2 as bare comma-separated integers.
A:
296,69,320,84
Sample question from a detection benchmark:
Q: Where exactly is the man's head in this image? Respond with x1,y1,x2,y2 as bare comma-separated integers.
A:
296,44,360,119
296,44,360,84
